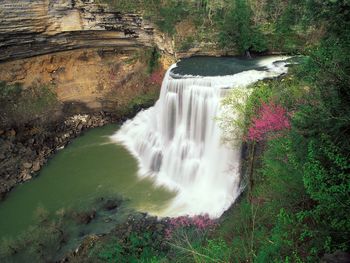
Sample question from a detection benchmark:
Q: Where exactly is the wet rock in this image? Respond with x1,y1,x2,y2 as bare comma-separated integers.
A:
9,129,16,137
73,210,97,225
21,171,32,181
32,161,41,172
23,162,32,169
102,199,120,211
87,119,92,127
104,217,112,223
18,146,27,155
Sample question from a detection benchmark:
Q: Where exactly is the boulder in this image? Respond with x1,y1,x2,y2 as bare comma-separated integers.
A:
21,171,32,181
102,199,120,211
9,129,16,137
23,162,32,169
87,119,92,127
73,210,97,225
32,161,41,172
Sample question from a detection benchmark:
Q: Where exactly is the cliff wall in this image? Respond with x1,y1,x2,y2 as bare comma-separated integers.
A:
0,0,174,116
0,0,175,62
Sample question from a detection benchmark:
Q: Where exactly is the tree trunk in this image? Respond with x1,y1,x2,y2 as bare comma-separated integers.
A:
245,49,252,59
248,142,256,203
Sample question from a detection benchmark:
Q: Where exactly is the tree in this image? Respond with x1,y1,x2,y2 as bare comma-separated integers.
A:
219,0,267,54
247,101,291,142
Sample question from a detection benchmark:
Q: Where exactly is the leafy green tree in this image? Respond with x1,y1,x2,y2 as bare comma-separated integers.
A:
220,0,267,54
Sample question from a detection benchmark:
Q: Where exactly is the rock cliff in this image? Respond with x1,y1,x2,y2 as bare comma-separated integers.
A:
0,0,174,114
0,0,173,62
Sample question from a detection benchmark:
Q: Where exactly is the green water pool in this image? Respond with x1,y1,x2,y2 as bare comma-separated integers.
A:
0,125,174,238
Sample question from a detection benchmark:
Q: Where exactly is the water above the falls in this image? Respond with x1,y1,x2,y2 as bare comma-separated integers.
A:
112,56,291,218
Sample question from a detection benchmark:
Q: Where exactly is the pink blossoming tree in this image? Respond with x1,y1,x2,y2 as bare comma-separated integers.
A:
247,101,291,142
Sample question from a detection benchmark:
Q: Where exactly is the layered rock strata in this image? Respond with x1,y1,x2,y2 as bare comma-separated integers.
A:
0,0,173,62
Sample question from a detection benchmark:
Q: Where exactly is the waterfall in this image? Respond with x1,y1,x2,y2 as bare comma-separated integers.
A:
111,56,290,218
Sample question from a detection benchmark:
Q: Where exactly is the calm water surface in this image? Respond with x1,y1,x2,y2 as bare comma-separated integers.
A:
0,125,174,238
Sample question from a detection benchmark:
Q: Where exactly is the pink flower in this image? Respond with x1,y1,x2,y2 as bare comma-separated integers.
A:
247,101,290,141
165,215,216,239
148,69,165,85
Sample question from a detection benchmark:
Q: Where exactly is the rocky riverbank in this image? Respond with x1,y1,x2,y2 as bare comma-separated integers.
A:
0,111,122,200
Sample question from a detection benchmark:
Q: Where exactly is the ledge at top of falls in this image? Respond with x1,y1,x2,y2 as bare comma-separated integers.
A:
0,0,174,62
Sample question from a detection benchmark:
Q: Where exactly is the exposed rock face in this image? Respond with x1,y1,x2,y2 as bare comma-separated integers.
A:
0,48,153,111
0,0,171,62
0,0,174,112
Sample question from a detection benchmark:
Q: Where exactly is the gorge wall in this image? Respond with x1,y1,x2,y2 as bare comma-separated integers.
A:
0,0,174,62
0,0,174,114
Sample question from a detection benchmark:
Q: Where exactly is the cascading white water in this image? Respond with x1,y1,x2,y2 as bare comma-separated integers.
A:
111,56,290,218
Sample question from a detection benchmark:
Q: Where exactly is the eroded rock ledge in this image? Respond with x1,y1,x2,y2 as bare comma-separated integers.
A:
0,0,173,62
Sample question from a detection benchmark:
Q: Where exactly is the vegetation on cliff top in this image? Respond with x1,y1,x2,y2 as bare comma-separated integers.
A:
100,0,328,54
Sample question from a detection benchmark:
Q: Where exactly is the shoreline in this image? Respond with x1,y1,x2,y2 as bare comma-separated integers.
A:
0,106,150,201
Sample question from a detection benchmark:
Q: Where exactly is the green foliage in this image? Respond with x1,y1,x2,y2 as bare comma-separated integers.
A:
118,90,159,118
95,0,141,12
256,209,306,263
147,48,161,74
97,232,166,263
99,0,202,36
99,0,334,54
167,224,230,263
0,82,58,128
190,238,231,263
220,80,283,143
156,2,189,35
0,208,66,263
274,4,300,53
179,36,195,51
303,136,350,246
219,0,267,53
218,10,350,257
219,87,252,143
166,224,211,262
